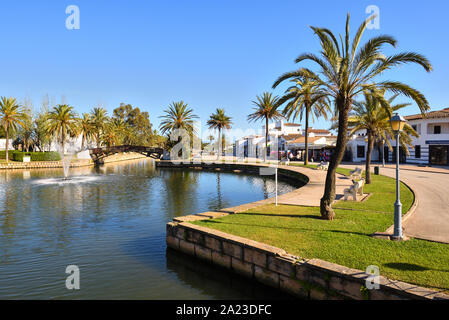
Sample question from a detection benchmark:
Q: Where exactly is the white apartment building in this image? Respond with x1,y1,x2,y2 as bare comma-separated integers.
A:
345,107,449,166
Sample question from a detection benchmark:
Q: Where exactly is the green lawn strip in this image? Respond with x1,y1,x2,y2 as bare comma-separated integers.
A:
193,174,449,292
288,163,413,213
334,174,414,214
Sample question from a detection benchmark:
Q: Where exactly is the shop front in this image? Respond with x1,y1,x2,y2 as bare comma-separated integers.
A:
429,144,449,165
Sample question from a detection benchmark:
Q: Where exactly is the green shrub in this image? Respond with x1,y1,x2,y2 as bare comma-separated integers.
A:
0,150,20,159
12,152,61,162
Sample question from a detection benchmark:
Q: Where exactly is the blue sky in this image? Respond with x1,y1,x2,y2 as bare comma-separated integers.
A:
0,0,448,139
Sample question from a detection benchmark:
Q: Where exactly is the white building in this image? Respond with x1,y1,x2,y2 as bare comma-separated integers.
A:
262,120,303,136
405,108,449,166
345,107,449,166
0,139,13,151
286,132,337,161
234,120,336,160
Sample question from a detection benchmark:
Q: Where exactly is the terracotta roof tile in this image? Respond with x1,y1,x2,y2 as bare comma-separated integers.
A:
405,108,449,120
290,136,322,144
307,128,331,134
282,134,303,141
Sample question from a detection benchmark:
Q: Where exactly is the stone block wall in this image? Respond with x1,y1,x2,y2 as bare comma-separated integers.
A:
166,220,449,300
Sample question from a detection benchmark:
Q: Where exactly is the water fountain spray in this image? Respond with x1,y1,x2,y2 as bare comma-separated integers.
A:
57,140,76,180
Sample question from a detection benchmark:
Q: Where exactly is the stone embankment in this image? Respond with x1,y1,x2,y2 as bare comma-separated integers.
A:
0,152,148,170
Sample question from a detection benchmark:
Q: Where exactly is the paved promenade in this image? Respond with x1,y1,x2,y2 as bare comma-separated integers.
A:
276,165,353,207
339,163,449,244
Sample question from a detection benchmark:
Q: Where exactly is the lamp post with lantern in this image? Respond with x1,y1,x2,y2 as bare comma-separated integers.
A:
390,113,407,240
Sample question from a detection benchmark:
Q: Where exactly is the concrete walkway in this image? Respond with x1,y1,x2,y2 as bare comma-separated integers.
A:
339,163,449,244
212,163,353,212
276,165,353,207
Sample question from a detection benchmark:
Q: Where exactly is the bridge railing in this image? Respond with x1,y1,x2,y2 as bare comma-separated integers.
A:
89,145,165,161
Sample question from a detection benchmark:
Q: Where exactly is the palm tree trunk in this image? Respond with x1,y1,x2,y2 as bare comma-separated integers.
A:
221,129,225,159
304,106,310,166
217,128,221,160
320,97,350,220
265,117,268,162
5,125,9,163
365,132,374,184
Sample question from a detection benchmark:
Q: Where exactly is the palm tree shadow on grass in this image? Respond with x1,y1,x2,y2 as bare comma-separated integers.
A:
238,212,322,219
201,219,368,237
383,262,449,273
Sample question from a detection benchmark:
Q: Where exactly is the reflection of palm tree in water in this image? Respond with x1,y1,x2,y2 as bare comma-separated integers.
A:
1,184,18,238
216,173,222,208
162,169,199,218
262,177,269,199
206,172,232,211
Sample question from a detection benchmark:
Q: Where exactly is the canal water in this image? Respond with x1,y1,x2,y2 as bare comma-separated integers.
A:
0,158,299,299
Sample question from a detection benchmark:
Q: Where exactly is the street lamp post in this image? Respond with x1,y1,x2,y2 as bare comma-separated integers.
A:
390,113,406,240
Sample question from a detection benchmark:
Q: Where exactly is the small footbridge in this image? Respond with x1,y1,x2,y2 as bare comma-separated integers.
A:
89,145,165,165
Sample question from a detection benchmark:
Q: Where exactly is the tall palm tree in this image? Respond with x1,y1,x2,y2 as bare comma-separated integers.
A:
91,107,108,148
207,108,232,159
45,104,78,154
159,101,198,135
102,120,122,147
78,113,94,150
348,89,418,184
273,75,330,165
286,14,432,219
0,97,28,162
110,118,128,145
159,101,198,156
247,92,284,162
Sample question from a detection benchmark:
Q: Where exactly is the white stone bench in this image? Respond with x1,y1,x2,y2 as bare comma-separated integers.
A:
350,167,362,180
317,161,329,170
344,178,365,201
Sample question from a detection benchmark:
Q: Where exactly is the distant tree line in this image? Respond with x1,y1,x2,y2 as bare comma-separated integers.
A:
0,98,166,162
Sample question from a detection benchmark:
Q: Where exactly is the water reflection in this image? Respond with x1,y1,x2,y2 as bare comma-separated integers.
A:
0,159,297,299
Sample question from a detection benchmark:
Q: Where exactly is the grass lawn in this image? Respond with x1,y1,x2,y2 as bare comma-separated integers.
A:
194,173,449,293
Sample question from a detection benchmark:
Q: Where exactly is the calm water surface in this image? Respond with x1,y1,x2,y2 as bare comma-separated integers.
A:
0,158,298,299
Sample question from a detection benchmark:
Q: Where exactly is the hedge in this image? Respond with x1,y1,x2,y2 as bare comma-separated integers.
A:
12,152,61,162
0,150,19,159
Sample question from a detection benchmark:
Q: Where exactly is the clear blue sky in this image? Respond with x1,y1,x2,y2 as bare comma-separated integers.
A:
1,0,447,139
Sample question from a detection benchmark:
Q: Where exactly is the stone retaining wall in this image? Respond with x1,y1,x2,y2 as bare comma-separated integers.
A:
167,219,449,300
0,152,148,170
155,161,309,187
0,160,92,170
